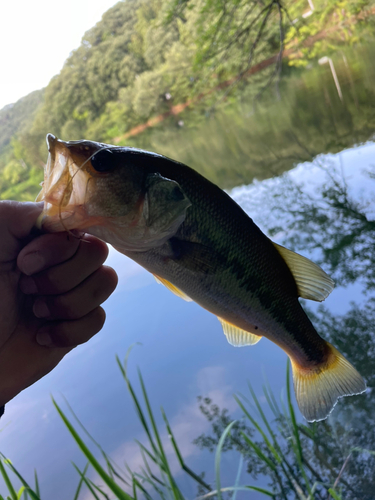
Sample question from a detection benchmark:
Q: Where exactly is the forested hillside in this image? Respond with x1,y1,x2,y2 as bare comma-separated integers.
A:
1,0,374,200
0,90,44,150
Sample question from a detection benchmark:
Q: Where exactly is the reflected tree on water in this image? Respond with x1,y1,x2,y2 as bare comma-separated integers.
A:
262,161,375,290
193,161,375,499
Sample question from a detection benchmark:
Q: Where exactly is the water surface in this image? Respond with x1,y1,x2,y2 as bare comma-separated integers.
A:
1,44,375,499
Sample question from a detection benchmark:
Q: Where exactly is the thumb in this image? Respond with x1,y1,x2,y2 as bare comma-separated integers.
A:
0,201,44,240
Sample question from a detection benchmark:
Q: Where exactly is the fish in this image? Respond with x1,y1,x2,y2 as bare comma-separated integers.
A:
36,133,366,422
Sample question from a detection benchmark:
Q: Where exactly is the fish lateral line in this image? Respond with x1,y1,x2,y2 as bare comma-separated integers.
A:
36,134,366,423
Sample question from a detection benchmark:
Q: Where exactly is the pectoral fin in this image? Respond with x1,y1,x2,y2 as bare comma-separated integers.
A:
272,242,334,302
218,318,262,347
153,275,192,302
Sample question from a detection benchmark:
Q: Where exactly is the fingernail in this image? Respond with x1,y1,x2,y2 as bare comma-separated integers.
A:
36,330,52,346
19,276,38,294
21,252,44,276
33,299,50,318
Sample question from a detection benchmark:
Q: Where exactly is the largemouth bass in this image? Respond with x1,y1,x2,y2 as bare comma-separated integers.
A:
36,134,366,422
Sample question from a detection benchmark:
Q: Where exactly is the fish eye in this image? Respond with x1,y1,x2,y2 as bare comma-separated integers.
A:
91,149,116,172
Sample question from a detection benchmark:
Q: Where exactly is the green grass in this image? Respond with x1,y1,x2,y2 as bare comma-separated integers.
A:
1,354,372,499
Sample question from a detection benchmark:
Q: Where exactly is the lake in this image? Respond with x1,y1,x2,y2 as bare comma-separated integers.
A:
1,44,375,499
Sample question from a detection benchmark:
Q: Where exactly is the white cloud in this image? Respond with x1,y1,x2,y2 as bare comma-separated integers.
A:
80,366,237,499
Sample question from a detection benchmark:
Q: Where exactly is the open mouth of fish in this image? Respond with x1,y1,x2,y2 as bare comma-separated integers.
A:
36,134,192,252
36,134,103,232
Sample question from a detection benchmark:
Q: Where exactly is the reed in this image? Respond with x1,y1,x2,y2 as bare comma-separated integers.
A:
1,354,371,499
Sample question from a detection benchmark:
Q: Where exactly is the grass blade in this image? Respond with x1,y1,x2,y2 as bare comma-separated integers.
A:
138,371,167,463
72,463,101,500
285,361,303,462
0,458,40,500
240,432,277,471
161,407,211,491
263,381,281,420
117,358,161,465
133,472,165,499
62,396,128,485
0,460,17,500
195,485,275,499
53,399,133,500
234,395,281,463
351,447,375,456
16,486,27,499
247,383,276,441
138,371,184,499
215,421,237,500
286,361,311,495
328,489,342,500
135,441,159,467
231,454,243,500
73,463,89,500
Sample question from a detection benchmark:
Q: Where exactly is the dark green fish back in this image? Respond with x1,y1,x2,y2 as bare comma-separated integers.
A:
121,152,328,367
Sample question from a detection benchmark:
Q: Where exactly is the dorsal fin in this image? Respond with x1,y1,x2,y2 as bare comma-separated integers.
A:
273,242,334,302
153,275,192,302
218,318,262,347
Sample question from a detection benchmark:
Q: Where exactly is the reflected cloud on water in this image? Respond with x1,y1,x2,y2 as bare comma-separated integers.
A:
1,45,375,500
195,142,375,499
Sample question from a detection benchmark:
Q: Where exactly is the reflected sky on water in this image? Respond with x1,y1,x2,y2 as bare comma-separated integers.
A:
1,47,375,499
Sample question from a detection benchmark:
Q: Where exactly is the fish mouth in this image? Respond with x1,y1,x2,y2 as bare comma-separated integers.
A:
36,134,96,232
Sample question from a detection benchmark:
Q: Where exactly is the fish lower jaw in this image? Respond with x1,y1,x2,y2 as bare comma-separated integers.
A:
39,204,92,232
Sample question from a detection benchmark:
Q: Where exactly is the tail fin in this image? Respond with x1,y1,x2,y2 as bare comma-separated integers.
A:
291,342,366,422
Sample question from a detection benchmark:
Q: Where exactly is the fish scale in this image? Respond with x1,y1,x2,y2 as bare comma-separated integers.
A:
36,134,366,422
119,157,331,367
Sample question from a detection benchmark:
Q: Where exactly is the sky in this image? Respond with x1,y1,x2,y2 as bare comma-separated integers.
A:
0,0,119,111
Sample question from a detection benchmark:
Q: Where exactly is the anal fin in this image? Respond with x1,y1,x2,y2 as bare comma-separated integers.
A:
153,274,192,302
218,318,262,347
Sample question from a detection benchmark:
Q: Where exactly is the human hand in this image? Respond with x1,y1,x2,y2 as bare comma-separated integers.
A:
0,201,118,408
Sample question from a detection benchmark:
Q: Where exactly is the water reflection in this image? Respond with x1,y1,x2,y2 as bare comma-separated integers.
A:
1,45,375,500
143,44,375,190
197,146,375,499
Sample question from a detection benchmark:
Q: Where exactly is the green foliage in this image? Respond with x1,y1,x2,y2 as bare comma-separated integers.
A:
0,137,43,201
140,44,375,190
260,160,375,291
0,0,374,201
0,89,44,150
1,354,365,499
196,155,375,499
285,0,375,67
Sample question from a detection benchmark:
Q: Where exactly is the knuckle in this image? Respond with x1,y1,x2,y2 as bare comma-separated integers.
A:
50,326,77,349
81,237,109,264
95,307,106,330
104,266,119,291
35,269,68,294
51,294,79,320
94,267,118,300
85,308,106,337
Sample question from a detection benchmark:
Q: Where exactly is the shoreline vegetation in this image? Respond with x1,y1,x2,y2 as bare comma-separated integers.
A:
1,1,375,498
2,353,374,500
114,2,375,143
1,0,375,199
2,151,375,499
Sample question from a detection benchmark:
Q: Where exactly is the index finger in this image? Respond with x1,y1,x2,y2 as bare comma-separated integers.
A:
17,232,83,276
